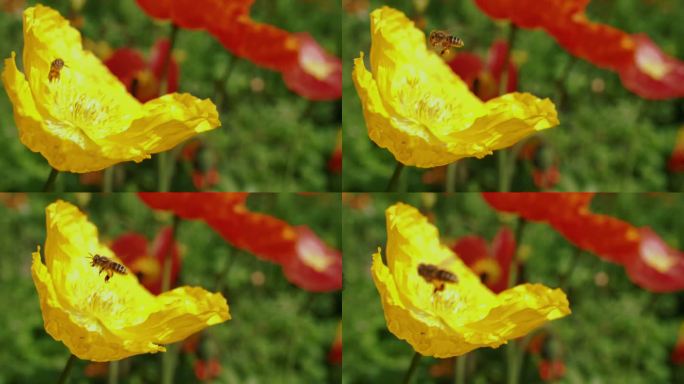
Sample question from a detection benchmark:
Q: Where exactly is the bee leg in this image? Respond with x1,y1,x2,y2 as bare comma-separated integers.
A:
105,270,112,283
440,47,448,56
433,283,445,293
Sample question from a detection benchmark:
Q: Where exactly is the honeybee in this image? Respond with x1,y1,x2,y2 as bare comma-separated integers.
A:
48,58,66,82
428,30,464,56
88,254,127,283
417,263,458,293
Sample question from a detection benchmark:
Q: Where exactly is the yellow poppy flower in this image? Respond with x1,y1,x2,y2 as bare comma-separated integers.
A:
31,200,230,361
371,203,570,357
352,7,559,167
1,5,220,173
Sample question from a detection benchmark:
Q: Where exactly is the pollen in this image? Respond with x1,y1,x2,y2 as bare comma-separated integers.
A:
46,78,134,140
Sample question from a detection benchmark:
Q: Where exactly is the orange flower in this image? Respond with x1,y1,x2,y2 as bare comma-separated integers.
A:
194,358,221,381
451,227,515,293
474,0,684,99
138,193,342,292
110,227,181,295
134,0,341,100
104,39,179,102
483,193,684,292
448,40,517,101
668,125,684,173
672,323,684,364
328,321,342,364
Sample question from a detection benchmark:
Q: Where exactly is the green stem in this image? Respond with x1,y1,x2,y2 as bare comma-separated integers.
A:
215,52,239,112
43,167,59,192
508,218,526,288
108,360,119,384
161,344,179,384
214,248,236,292
386,162,405,192
157,24,180,192
103,166,114,193
506,218,527,384
159,24,179,95
506,340,519,384
401,351,422,384
499,24,518,96
498,149,509,192
497,23,518,192
455,355,467,384
554,56,576,110
160,215,181,384
445,162,458,192
56,354,77,384
161,215,181,292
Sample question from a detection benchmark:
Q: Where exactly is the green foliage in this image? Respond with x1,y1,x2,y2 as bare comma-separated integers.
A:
342,0,684,191
0,0,341,191
342,193,684,383
0,193,341,383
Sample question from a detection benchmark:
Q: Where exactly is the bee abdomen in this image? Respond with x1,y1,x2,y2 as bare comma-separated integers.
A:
436,269,458,283
112,263,127,274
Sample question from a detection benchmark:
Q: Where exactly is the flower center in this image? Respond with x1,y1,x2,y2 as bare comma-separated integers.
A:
44,74,139,143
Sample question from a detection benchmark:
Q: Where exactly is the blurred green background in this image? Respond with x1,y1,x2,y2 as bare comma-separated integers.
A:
0,0,341,192
0,192,341,383
342,0,684,191
342,193,684,383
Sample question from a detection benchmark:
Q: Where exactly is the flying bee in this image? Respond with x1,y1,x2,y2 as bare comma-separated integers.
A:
417,263,458,293
88,254,127,283
428,30,464,56
48,58,66,82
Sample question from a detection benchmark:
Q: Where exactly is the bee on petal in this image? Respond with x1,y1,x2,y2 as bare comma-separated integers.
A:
417,263,459,293
48,58,66,82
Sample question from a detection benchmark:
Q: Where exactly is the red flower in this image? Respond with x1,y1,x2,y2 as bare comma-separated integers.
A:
104,39,179,102
282,227,343,292
672,323,684,364
138,193,342,292
134,0,341,100
474,0,684,99
532,166,560,190
482,193,684,292
538,360,566,381
519,138,561,190
328,321,342,365
181,140,220,190
281,33,343,101
448,40,517,101
451,227,515,293
110,227,181,295
194,358,221,381
668,126,684,173
328,130,342,174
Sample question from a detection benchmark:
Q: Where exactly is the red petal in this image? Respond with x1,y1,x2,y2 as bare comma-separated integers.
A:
149,39,179,95
451,235,489,265
151,226,181,291
110,233,149,264
447,53,484,91
623,228,684,292
281,33,342,100
104,48,146,91
281,226,342,292
135,0,172,19
619,34,684,99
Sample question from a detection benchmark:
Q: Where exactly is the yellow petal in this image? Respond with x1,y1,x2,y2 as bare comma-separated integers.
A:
31,200,230,361
371,203,570,357
1,5,221,173
352,7,559,167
